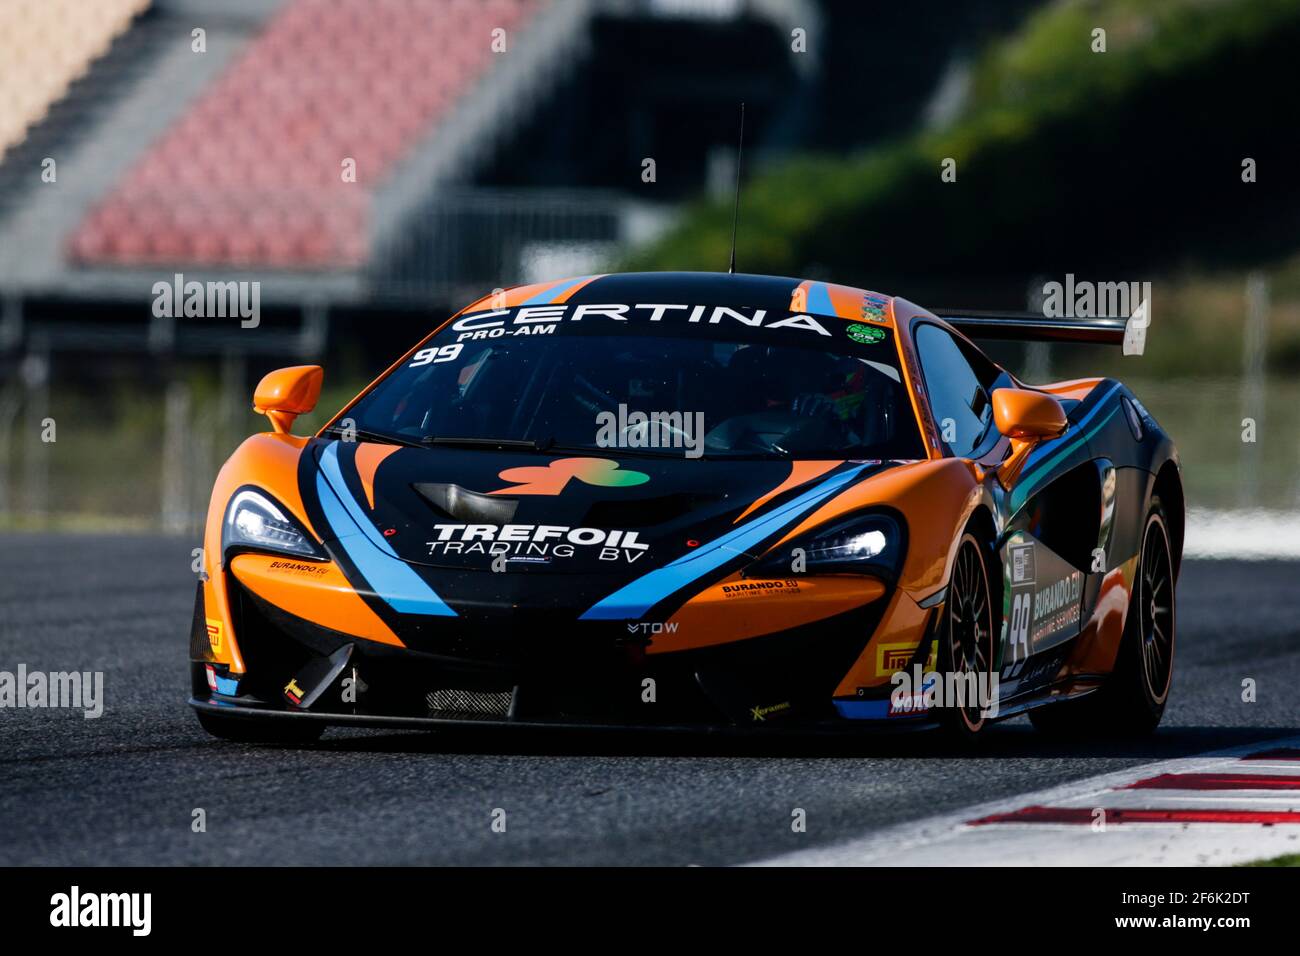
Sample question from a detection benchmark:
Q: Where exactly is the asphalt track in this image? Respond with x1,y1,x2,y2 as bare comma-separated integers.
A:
1,532,1297,866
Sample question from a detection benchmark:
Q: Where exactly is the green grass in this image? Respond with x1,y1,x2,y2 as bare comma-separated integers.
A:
1238,853,1300,867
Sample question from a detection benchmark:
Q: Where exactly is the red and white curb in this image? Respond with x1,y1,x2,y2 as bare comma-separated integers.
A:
753,736,1300,866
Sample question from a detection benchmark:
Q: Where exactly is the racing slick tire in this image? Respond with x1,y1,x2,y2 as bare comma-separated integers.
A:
1029,496,1176,738
196,709,326,745
937,529,999,744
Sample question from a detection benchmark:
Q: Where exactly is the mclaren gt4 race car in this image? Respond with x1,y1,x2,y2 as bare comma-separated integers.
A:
190,272,1182,743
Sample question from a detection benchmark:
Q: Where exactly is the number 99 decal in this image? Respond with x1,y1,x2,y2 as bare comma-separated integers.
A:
1008,591,1032,662
408,344,463,367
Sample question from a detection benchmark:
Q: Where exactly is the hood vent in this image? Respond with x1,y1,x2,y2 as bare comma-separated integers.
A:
413,483,519,524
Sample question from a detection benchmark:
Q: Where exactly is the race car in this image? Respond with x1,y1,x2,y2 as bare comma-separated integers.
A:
190,271,1182,743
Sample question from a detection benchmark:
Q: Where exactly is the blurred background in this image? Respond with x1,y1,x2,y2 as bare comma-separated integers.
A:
0,0,1297,543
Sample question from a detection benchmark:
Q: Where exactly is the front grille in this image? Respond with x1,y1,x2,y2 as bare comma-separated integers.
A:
425,687,513,717
397,610,621,670
224,577,316,700
189,583,214,661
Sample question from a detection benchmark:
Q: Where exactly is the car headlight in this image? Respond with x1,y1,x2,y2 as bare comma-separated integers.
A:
222,488,325,561
747,511,904,579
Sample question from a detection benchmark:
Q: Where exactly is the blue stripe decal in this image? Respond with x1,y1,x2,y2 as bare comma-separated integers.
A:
1022,383,1122,473
1010,404,1120,513
316,443,455,616
832,699,929,720
806,282,835,317
833,699,889,719
580,464,869,621
522,275,591,305
833,675,936,720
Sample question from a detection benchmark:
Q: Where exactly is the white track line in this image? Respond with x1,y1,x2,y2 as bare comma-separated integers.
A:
751,735,1300,867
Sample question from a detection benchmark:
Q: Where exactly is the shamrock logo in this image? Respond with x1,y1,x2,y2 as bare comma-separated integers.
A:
490,457,650,496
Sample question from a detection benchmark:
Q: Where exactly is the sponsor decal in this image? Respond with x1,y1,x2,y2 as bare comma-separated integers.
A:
450,303,835,342
1005,539,1086,665
875,641,916,676
750,701,793,722
407,342,467,367
267,559,329,577
204,618,223,653
1031,569,1083,645
1003,649,1065,692
860,292,889,323
721,579,800,598
411,325,554,359
626,622,678,634
1011,543,1035,584
888,669,938,716
427,523,650,564
1005,542,1037,665
491,457,648,496
283,678,304,705
889,689,930,716
845,323,886,344
1007,590,1032,664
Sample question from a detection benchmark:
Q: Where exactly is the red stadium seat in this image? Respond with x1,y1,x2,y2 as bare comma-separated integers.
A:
69,0,543,269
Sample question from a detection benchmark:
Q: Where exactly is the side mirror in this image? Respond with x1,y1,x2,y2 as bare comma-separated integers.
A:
253,365,322,434
992,387,1067,442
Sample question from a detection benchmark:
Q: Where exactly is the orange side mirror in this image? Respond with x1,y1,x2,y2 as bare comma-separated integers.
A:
253,365,322,434
992,387,1068,441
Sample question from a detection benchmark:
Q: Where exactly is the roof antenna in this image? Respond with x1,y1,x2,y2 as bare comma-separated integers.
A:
727,102,745,275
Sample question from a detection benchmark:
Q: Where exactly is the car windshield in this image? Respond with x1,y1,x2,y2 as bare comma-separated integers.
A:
337,305,926,460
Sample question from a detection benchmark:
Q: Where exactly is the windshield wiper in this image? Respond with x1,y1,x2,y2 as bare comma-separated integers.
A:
322,426,425,449
421,436,550,451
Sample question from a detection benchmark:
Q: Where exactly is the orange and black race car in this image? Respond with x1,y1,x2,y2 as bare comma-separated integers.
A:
190,272,1182,743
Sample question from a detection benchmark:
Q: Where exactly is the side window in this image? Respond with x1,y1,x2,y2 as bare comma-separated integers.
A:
915,323,995,457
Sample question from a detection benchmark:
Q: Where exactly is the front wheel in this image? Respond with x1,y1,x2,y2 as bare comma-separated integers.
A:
937,532,998,743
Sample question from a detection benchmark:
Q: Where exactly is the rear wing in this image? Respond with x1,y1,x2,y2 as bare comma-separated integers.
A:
938,311,1129,345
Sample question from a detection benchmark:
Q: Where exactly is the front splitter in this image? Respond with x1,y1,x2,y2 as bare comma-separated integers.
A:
189,696,936,737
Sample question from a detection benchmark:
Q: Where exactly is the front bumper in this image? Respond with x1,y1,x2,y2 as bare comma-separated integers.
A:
189,571,928,732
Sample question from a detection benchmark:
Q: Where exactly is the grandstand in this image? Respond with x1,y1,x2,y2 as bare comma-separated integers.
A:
69,0,546,271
